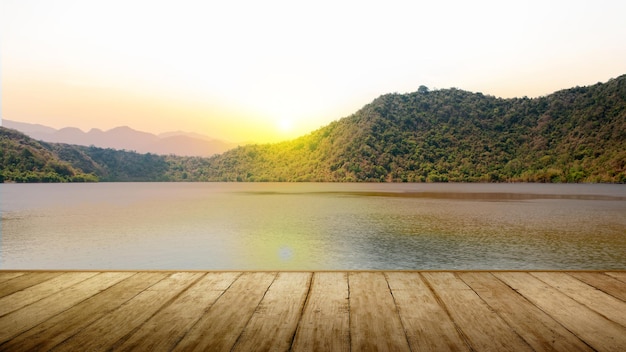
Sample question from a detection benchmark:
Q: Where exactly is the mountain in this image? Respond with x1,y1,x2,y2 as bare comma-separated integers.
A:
0,127,187,182
2,75,625,183
0,127,98,182
1,121,237,157
203,75,626,183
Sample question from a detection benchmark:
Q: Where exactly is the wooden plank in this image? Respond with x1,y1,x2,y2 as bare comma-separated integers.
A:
605,271,626,284
0,272,166,352
386,272,470,352
532,272,626,327
52,272,203,352
232,272,311,351
116,272,240,352
422,272,533,352
495,272,626,352
568,272,626,301
0,272,132,344
0,272,25,284
0,272,63,298
348,271,411,351
0,271,624,351
0,272,97,316
292,272,350,352
172,272,277,352
459,272,593,352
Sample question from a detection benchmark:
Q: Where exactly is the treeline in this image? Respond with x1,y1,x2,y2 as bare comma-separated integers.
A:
34,141,212,182
0,127,98,182
204,75,626,183
1,75,625,183
0,127,216,182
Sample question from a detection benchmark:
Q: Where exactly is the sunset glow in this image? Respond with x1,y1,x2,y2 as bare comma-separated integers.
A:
277,118,295,134
2,0,626,143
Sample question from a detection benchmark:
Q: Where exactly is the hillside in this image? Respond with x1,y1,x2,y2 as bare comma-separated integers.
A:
0,127,98,182
2,75,625,183
0,127,214,182
204,75,626,182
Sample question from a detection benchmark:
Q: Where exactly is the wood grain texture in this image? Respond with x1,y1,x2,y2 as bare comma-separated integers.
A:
0,272,63,299
568,272,626,302
0,271,624,352
605,271,626,283
0,272,25,285
422,272,533,352
172,272,277,352
117,272,240,352
459,272,593,352
348,272,411,351
53,272,203,352
532,272,626,327
386,272,470,352
232,272,311,352
495,272,626,352
0,272,166,352
292,272,350,352
0,272,97,316
0,272,132,344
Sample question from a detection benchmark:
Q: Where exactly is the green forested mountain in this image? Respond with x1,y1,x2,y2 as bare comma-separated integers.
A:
1,75,625,183
0,127,98,182
204,75,626,182
0,127,214,182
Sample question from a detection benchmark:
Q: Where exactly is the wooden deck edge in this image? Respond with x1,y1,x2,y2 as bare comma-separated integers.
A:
1,269,625,273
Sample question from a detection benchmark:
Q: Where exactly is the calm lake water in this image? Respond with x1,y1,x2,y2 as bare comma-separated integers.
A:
1,182,625,270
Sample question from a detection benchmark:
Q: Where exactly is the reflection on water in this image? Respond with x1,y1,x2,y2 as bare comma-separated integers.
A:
1,183,625,270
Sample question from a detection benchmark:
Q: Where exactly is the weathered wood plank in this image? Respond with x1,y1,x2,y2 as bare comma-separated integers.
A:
422,272,533,352
0,272,25,285
172,272,277,352
52,272,202,352
0,272,63,298
292,272,350,352
459,272,593,352
604,272,626,284
0,272,132,344
0,271,624,351
568,272,626,302
116,272,240,352
495,272,626,352
386,272,470,352
0,272,166,352
349,271,411,351
232,272,311,352
532,272,626,327
0,272,97,316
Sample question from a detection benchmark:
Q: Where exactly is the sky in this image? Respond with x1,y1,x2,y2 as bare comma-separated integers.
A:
1,0,625,143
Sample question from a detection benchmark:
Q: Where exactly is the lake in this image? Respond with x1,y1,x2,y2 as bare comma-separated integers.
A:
1,182,625,270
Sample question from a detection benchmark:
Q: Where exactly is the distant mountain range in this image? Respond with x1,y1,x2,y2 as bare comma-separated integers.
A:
1,120,238,157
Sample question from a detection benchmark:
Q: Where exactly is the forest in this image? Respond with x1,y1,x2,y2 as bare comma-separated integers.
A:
0,127,98,182
203,75,626,183
1,74,625,183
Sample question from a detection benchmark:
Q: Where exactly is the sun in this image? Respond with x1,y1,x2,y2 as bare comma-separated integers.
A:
276,118,294,134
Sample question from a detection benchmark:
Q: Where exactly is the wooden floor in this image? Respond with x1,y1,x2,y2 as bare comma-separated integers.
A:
0,271,625,351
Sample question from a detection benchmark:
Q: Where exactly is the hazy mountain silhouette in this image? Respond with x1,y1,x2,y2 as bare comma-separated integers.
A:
2,120,237,157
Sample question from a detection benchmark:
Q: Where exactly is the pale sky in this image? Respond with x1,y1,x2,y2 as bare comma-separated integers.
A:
1,0,625,143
